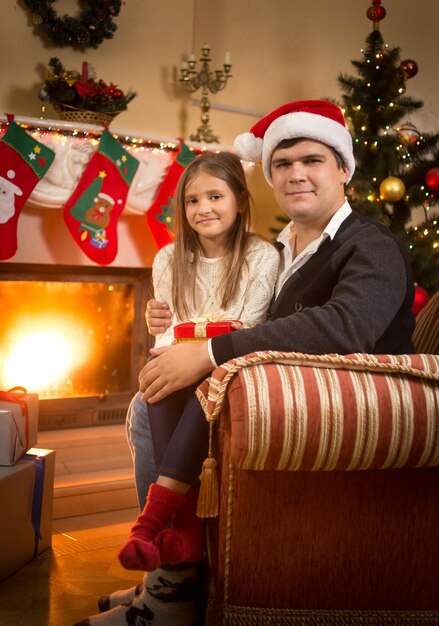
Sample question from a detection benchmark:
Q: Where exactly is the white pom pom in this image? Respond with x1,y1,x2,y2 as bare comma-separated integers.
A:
234,132,263,163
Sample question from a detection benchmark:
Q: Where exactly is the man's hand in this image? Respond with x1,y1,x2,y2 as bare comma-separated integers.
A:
145,299,172,336
139,342,214,403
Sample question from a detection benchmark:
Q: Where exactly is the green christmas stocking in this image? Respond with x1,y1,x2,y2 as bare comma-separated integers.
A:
146,142,196,249
64,130,139,265
0,120,55,260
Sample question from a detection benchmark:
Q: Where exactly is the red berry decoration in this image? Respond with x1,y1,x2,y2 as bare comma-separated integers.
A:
366,0,387,23
401,59,418,79
412,284,430,316
425,167,439,192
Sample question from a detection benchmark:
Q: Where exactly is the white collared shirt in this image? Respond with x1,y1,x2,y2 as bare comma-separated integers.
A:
274,200,352,298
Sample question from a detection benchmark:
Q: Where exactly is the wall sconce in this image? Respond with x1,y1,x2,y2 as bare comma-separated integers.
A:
179,43,232,143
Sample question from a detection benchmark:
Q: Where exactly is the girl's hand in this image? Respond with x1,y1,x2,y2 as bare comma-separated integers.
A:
146,299,172,335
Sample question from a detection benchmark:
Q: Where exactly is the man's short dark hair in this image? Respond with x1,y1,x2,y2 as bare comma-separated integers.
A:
273,137,345,170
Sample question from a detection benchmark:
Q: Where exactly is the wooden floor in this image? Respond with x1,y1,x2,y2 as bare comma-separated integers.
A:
0,508,141,626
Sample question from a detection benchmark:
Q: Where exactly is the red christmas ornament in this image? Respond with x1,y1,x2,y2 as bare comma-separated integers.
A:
425,167,439,192
412,284,430,316
366,0,387,23
401,59,418,79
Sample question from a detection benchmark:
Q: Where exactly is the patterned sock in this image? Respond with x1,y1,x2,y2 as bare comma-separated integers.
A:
97,582,143,612
118,483,186,571
73,562,205,626
155,488,205,565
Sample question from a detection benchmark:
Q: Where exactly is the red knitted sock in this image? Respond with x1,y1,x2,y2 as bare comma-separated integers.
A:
154,487,205,564
118,483,186,571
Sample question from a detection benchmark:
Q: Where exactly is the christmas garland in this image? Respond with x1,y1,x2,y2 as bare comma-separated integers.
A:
22,0,122,49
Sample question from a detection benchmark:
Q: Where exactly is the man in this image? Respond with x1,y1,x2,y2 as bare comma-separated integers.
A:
140,99,414,404
77,100,415,626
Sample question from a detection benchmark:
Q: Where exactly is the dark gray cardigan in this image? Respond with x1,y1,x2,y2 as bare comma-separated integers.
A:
212,212,415,365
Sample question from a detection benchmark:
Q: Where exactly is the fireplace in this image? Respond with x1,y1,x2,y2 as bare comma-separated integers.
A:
0,263,153,430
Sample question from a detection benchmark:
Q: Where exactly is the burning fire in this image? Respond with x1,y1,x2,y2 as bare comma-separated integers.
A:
2,320,91,396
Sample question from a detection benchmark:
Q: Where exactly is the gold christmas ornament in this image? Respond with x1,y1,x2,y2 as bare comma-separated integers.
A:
379,176,406,202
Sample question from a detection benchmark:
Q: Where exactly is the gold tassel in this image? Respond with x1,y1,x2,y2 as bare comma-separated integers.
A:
197,417,219,518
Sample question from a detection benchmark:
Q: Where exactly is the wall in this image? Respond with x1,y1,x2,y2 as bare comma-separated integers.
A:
1,0,437,267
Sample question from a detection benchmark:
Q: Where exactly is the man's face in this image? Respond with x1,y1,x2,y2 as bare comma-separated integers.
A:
270,139,348,227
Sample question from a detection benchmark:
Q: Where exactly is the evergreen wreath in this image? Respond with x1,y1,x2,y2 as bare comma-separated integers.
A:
22,0,122,49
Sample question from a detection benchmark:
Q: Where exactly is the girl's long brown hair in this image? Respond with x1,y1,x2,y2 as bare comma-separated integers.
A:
171,151,254,321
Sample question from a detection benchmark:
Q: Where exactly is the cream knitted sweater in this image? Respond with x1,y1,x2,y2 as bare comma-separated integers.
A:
152,237,280,348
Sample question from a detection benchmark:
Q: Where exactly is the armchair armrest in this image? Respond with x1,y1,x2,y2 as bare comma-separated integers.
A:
196,351,439,472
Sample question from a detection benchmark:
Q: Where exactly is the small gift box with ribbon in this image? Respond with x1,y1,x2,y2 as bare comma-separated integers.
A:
174,317,240,342
0,448,55,582
0,387,39,466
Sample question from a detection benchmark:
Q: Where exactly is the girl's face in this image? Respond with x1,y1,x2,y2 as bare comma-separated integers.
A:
184,171,240,257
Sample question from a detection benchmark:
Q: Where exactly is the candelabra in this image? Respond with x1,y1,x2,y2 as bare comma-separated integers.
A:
179,43,232,143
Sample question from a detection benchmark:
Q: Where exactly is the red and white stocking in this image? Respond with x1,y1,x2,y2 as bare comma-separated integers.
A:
146,142,196,249
0,119,55,260
63,130,139,265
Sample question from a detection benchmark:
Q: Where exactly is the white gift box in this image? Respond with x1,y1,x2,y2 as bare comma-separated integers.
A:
0,392,39,466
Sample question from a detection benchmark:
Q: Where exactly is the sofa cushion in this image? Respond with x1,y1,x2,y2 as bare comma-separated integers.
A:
196,352,439,472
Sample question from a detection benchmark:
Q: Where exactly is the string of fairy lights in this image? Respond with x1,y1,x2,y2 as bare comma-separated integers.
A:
337,104,438,254
0,104,436,251
6,119,181,155
339,29,439,260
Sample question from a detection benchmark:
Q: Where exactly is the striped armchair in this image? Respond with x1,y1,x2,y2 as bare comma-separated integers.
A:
197,292,439,626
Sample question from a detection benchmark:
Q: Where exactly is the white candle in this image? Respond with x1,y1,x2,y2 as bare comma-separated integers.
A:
181,61,189,71
188,54,196,63
225,50,231,65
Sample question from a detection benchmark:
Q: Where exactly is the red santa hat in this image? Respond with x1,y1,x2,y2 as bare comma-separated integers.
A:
234,100,355,184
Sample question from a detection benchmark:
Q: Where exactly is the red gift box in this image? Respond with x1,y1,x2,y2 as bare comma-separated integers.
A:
174,320,239,342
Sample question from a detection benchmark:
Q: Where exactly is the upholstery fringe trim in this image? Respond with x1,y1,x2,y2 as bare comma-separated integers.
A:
206,585,439,625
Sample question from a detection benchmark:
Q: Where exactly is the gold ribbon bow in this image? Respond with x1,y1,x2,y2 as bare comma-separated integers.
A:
188,312,225,339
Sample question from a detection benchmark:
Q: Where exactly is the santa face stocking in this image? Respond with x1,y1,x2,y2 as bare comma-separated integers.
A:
146,142,196,249
64,130,139,265
0,121,55,260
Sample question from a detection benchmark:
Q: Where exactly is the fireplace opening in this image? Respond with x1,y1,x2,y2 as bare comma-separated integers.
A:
0,263,152,430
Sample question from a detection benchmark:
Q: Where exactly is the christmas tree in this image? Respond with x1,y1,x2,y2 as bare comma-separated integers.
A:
270,0,439,296
338,0,439,294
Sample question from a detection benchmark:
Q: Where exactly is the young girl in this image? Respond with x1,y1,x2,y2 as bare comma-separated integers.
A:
118,151,279,572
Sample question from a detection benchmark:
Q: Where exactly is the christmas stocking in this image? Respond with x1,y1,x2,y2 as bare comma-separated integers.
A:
0,120,55,260
146,142,196,249
64,130,139,265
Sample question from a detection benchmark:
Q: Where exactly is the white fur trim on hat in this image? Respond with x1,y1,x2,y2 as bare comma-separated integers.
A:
261,111,355,184
234,132,264,163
